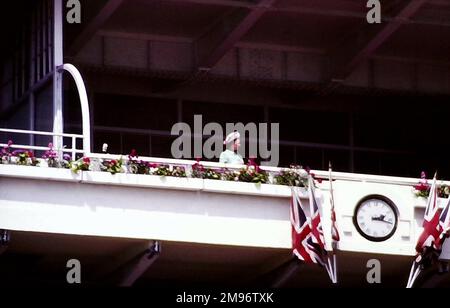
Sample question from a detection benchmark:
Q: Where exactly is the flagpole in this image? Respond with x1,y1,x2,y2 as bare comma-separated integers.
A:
325,257,335,284
329,162,338,284
406,259,421,288
333,254,337,283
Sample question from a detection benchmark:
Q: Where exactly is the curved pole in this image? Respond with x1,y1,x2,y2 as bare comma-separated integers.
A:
58,64,91,155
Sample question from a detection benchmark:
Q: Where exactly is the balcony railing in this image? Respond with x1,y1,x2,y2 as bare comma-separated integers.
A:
1,63,445,188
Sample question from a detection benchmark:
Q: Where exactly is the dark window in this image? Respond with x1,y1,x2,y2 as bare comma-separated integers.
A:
323,149,350,172
278,145,296,167
122,133,150,157
183,101,265,128
94,94,178,131
296,147,323,170
354,151,381,175
94,131,121,154
151,135,177,158
270,108,349,145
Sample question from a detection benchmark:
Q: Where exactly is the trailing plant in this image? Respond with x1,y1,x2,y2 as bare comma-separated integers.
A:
171,166,187,178
1,140,13,164
42,143,59,168
413,172,450,198
191,159,221,180
274,165,309,187
152,164,172,176
127,149,150,175
102,158,124,175
61,154,72,169
13,150,39,166
238,158,268,184
70,157,91,173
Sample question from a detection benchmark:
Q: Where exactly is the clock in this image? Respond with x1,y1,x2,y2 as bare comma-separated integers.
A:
353,195,398,242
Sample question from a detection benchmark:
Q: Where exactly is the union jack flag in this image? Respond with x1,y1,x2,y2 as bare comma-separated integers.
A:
407,174,444,288
290,188,314,263
437,197,450,248
290,187,326,265
309,177,324,246
290,177,337,283
415,175,441,253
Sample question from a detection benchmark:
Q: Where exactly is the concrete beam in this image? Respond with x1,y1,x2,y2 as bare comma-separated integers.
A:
270,258,302,288
164,0,450,27
68,0,124,56
95,241,161,286
117,241,161,287
93,240,156,280
328,0,429,83
194,0,277,70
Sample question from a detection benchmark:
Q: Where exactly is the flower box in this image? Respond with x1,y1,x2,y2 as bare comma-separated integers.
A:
202,178,296,197
0,164,81,182
414,195,448,209
81,171,203,191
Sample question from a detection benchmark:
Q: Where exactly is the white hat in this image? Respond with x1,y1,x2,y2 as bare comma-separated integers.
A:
224,131,240,145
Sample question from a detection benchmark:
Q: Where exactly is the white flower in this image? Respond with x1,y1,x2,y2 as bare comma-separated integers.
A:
299,169,309,178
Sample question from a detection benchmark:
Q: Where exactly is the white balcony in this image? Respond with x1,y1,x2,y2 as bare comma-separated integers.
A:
0,162,438,255
1,162,447,287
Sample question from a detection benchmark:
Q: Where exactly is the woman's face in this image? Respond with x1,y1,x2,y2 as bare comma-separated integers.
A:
232,138,240,151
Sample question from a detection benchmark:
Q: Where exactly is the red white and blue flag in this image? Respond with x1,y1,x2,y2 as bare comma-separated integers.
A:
309,176,325,250
415,175,441,253
437,197,450,248
290,188,314,263
407,174,447,288
290,175,337,283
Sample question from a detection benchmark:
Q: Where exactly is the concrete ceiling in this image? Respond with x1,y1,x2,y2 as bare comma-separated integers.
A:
2,231,450,287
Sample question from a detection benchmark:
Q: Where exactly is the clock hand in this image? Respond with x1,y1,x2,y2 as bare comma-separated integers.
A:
371,215,393,224
381,218,393,225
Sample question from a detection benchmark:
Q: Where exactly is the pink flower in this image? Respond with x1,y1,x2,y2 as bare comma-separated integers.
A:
82,157,90,164
129,149,138,158
48,143,53,149
419,171,428,185
414,183,429,191
7,140,13,146
193,162,204,172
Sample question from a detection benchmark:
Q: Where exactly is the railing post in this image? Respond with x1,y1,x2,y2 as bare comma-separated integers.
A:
53,0,64,159
58,64,91,156
72,136,76,161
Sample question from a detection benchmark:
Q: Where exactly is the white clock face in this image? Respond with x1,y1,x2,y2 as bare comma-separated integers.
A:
355,197,397,242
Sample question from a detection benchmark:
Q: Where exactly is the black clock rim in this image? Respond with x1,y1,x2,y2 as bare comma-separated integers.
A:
353,194,399,242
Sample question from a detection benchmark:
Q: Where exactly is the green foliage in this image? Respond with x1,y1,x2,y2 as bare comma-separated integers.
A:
152,164,172,177
238,166,269,184
274,166,309,187
70,157,91,173
171,166,187,178
102,158,123,175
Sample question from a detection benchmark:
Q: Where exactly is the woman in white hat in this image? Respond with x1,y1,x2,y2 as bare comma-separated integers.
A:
219,131,244,164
